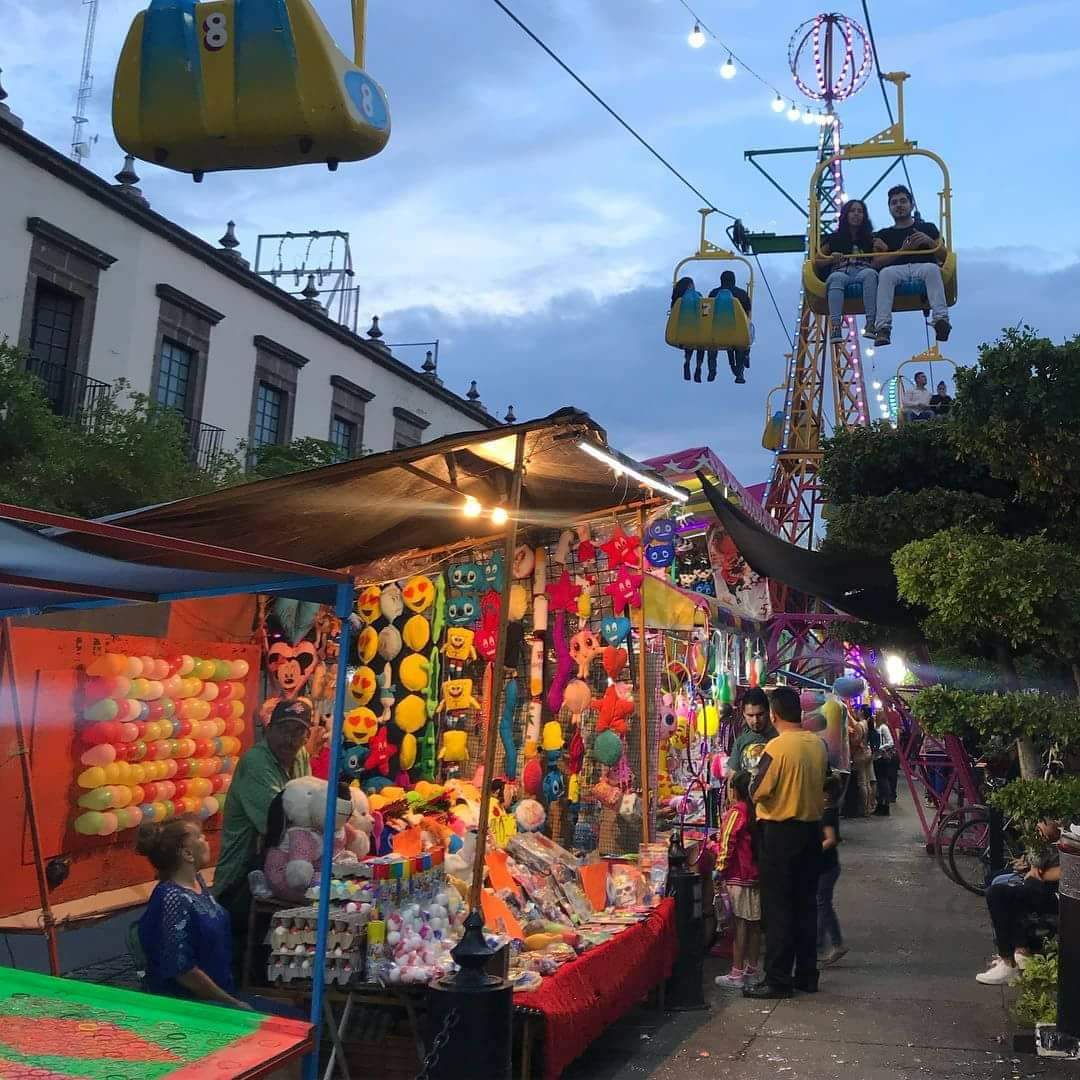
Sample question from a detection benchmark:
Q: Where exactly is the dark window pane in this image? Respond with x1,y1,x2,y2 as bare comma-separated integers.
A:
156,339,194,412
393,420,422,450
253,381,285,447
29,285,79,410
329,415,356,457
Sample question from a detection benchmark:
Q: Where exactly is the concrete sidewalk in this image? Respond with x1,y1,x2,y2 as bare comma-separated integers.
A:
565,792,1075,1079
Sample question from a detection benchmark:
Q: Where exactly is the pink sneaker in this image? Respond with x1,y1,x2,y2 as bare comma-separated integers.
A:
714,968,746,989
742,966,760,986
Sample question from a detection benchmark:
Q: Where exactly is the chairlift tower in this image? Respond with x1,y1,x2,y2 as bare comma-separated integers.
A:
757,14,874,555
71,0,99,165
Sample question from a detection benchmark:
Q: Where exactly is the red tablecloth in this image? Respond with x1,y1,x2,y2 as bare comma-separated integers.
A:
513,898,677,1079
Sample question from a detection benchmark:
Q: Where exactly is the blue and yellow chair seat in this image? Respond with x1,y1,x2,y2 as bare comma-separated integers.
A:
113,0,391,176
665,289,751,351
801,253,957,317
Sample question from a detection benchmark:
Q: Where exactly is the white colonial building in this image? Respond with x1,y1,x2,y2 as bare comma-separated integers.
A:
0,100,499,468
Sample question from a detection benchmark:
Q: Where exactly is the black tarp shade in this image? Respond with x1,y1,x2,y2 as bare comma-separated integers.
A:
69,409,677,571
697,473,917,627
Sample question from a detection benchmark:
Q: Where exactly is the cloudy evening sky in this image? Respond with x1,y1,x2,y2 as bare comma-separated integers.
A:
4,0,1079,485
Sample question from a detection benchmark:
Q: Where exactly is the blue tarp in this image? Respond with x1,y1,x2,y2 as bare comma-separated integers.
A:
0,517,342,617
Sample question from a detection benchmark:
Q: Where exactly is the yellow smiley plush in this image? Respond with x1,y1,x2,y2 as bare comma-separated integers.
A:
403,614,431,652
402,575,435,613
349,666,377,707
357,586,382,624
394,694,427,733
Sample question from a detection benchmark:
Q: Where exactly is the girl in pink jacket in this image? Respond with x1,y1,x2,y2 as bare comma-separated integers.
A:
715,770,762,988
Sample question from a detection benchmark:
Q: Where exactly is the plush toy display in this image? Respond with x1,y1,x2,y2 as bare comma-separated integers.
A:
437,679,481,717
600,526,642,569
569,629,601,679
514,798,546,832
263,777,354,901
402,575,435,613
441,628,477,676
604,566,644,615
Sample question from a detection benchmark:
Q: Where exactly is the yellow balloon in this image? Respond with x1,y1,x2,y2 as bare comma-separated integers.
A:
399,733,417,770
77,766,106,790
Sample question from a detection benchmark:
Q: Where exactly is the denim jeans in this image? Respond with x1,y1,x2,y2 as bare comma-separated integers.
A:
826,266,879,329
817,863,843,950
875,262,948,330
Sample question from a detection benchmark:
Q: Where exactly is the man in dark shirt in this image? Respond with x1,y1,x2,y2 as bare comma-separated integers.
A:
873,184,950,348
706,270,752,384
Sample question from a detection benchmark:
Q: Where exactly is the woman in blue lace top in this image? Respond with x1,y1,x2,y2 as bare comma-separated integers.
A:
136,817,251,1009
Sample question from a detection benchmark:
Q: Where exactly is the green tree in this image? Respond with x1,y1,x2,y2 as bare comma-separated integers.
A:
244,436,346,480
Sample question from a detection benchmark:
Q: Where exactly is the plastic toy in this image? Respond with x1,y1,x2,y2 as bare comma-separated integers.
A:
113,0,391,180
441,628,477,676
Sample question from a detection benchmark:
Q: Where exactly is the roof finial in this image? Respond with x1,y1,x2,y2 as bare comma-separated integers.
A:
217,220,248,267
504,405,517,424
367,315,383,340
300,274,324,312
112,152,149,207
466,380,482,406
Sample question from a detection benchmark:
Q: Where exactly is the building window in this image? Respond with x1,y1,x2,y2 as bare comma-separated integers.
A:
155,339,194,412
253,381,285,447
392,407,430,450
27,284,79,411
329,415,357,458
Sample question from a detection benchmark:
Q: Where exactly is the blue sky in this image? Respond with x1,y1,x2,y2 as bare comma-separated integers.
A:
6,0,1079,485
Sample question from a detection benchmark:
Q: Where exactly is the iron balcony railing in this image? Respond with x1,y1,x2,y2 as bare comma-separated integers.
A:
181,415,226,470
25,355,111,429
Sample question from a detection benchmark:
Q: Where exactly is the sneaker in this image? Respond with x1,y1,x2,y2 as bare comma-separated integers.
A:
861,324,876,340
975,958,1019,985
715,968,746,989
734,375,746,384
822,945,848,966
933,317,952,342
874,328,891,347
1015,951,1032,970
829,320,844,343
742,966,760,986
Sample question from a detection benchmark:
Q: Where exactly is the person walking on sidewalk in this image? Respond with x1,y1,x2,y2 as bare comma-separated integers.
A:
745,686,829,1000
714,770,762,989
818,774,848,967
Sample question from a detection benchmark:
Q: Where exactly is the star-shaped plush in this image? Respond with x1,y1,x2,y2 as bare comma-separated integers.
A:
600,527,641,569
546,570,582,613
365,726,393,776
604,566,643,614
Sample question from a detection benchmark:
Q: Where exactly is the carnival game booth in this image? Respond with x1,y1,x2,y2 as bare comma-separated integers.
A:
70,408,692,1078
0,504,360,1077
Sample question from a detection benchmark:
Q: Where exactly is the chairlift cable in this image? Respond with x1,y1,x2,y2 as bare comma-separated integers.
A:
489,0,736,220
753,253,794,350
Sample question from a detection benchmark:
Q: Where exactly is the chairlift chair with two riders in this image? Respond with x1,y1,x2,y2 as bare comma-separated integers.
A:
893,344,958,426
666,209,755,355
113,0,391,181
802,73,957,323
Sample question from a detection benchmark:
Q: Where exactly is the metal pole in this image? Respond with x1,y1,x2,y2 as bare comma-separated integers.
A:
469,432,526,911
635,507,652,845
1,620,60,975
305,583,356,1080
351,0,366,67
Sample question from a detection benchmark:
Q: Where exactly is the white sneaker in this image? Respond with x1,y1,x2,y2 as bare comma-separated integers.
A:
861,325,876,340
1014,951,1032,970
976,958,1019,985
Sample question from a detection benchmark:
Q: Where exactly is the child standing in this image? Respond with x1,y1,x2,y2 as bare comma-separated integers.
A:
714,770,762,988
819,774,847,965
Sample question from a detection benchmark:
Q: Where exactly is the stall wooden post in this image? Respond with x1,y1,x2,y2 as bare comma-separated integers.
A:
635,508,652,846
469,432,526,911
1,620,60,975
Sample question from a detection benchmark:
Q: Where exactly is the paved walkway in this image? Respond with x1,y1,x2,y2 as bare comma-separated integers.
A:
566,792,1075,1079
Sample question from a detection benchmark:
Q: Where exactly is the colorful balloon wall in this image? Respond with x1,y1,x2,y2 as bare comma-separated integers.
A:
73,652,249,838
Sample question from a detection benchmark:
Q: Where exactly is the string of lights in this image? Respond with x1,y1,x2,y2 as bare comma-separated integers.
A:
676,0,836,125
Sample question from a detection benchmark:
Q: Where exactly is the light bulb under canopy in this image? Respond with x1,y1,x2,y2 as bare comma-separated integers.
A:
491,506,509,526
720,55,736,79
462,496,482,518
688,22,705,48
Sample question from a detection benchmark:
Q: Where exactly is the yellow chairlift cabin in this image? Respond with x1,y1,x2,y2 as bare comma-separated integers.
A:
762,382,786,451
892,344,958,426
666,209,755,353
802,74,957,320
113,0,391,181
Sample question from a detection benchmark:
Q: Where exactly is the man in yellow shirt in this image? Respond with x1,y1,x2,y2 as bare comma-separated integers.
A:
745,685,829,999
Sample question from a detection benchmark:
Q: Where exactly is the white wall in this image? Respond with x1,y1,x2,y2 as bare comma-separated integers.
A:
0,133,494,456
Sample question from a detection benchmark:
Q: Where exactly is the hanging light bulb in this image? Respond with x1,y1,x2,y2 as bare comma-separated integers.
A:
719,54,736,79
802,108,816,124
876,393,885,402
771,93,785,113
688,22,705,48
491,505,509,526
866,347,875,358
872,380,881,390
787,101,800,122
462,496,482,518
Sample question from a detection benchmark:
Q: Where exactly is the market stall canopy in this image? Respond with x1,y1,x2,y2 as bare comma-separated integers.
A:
697,474,918,628
72,409,685,570
0,506,349,618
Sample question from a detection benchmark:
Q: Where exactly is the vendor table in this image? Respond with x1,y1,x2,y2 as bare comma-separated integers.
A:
512,898,677,1080
0,966,314,1079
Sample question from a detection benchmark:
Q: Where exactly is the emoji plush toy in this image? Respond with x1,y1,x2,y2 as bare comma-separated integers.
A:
356,586,382,624
402,575,435,613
